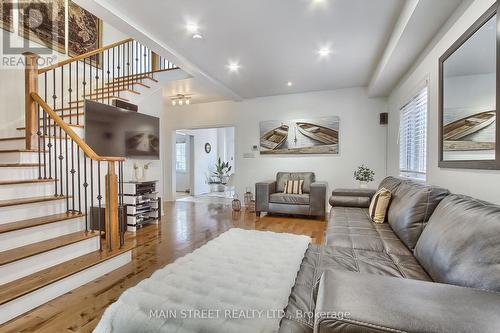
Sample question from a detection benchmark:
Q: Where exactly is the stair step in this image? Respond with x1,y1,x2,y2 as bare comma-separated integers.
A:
69,96,129,105
0,149,45,153
92,87,140,95
17,123,84,130
105,81,151,89
0,136,25,142
0,212,85,235
53,105,84,112
110,74,159,84
0,243,131,306
0,195,68,208
40,112,84,121
0,163,39,167
0,231,97,266
0,179,55,186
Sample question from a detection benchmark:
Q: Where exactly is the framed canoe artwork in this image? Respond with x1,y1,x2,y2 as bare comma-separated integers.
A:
18,0,66,53
260,117,340,155
68,0,102,68
0,0,14,32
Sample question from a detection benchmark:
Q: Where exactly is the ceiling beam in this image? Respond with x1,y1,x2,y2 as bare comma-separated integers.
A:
368,0,464,98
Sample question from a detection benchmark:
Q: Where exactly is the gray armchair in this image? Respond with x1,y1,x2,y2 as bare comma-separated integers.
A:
255,172,327,219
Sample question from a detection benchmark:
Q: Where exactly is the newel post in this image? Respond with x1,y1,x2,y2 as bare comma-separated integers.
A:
105,161,120,251
23,52,39,150
151,51,160,71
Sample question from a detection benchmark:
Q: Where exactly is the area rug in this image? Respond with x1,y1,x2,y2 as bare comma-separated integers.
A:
94,228,311,333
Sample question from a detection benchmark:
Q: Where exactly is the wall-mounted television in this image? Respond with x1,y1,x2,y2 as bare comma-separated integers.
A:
85,100,160,159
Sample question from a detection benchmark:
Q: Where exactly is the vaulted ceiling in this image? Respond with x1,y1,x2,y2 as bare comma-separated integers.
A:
77,0,464,101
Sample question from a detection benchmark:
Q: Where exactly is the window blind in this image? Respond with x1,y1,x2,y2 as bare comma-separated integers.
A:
399,87,428,180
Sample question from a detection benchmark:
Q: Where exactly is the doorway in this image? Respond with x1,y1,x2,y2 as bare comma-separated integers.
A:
174,127,235,201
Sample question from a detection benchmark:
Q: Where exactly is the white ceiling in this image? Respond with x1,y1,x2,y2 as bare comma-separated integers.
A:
80,0,464,101
444,14,495,77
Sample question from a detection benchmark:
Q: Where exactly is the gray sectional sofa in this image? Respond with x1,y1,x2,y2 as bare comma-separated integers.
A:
255,172,327,219
279,176,500,333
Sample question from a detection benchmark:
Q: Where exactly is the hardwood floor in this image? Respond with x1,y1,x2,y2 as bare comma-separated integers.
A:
0,200,326,333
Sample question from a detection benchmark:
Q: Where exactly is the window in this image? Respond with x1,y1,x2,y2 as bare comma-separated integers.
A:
176,143,187,172
399,87,428,180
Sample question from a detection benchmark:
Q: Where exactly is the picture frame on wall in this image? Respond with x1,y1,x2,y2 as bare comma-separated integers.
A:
18,0,66,54
0,0,14,32
68,0,102,68
260,117,340,155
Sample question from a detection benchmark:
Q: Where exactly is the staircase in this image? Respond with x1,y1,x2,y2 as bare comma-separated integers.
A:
0,38,182,325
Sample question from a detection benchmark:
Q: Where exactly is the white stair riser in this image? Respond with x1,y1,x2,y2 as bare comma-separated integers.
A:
0,200,67,224
0,151,45,164
0,250,131,325
0,182,56,201
0,166,39,179
0,235,100,285
0,140,25,150
0,217,86,252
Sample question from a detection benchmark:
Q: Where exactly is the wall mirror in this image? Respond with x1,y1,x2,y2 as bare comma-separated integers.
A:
439,3,500,169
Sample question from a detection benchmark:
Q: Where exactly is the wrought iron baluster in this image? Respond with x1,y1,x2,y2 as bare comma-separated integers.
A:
62,67,68,207
68,62,72,125
117,44,121,97
97,161,102,251
107,49,110,105
45,72,51,180
83,154,88,231
37,104,41,179
52,69,58,196
77,146,81,214
90,159,94,232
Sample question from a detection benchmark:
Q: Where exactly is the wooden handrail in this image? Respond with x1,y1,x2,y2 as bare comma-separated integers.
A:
31,92,125,162
38,38,134,74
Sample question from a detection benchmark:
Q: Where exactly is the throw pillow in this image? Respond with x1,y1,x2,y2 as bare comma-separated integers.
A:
283,179,304,194
368,187,392,224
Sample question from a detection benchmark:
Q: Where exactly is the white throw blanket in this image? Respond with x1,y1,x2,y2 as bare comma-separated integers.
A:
94,228,311,333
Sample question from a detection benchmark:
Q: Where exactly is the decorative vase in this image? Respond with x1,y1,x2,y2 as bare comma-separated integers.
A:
134,167,144,181
244,189,253,207
359,181,368,189
232,194,241,212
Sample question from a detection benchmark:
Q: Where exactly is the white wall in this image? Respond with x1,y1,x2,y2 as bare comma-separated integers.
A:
162,87,388,202
387,0,500,203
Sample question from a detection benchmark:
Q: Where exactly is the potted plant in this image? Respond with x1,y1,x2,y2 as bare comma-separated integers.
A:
213,158,232,185
353,165,375,188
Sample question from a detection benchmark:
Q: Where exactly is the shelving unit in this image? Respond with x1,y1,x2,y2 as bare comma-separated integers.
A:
123,181,161,231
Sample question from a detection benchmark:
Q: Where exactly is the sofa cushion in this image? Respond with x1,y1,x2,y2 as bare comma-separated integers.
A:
415,194,500,291
270,193,310,205
368,187,392,224
378,176,403,192
276,172,315,194
387,180,449,250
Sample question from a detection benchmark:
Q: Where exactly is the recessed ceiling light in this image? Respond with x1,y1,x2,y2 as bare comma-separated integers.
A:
227,62,240,72
287,81,293,87
192,33,203,39
318,47,331,57
186,22,199,33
